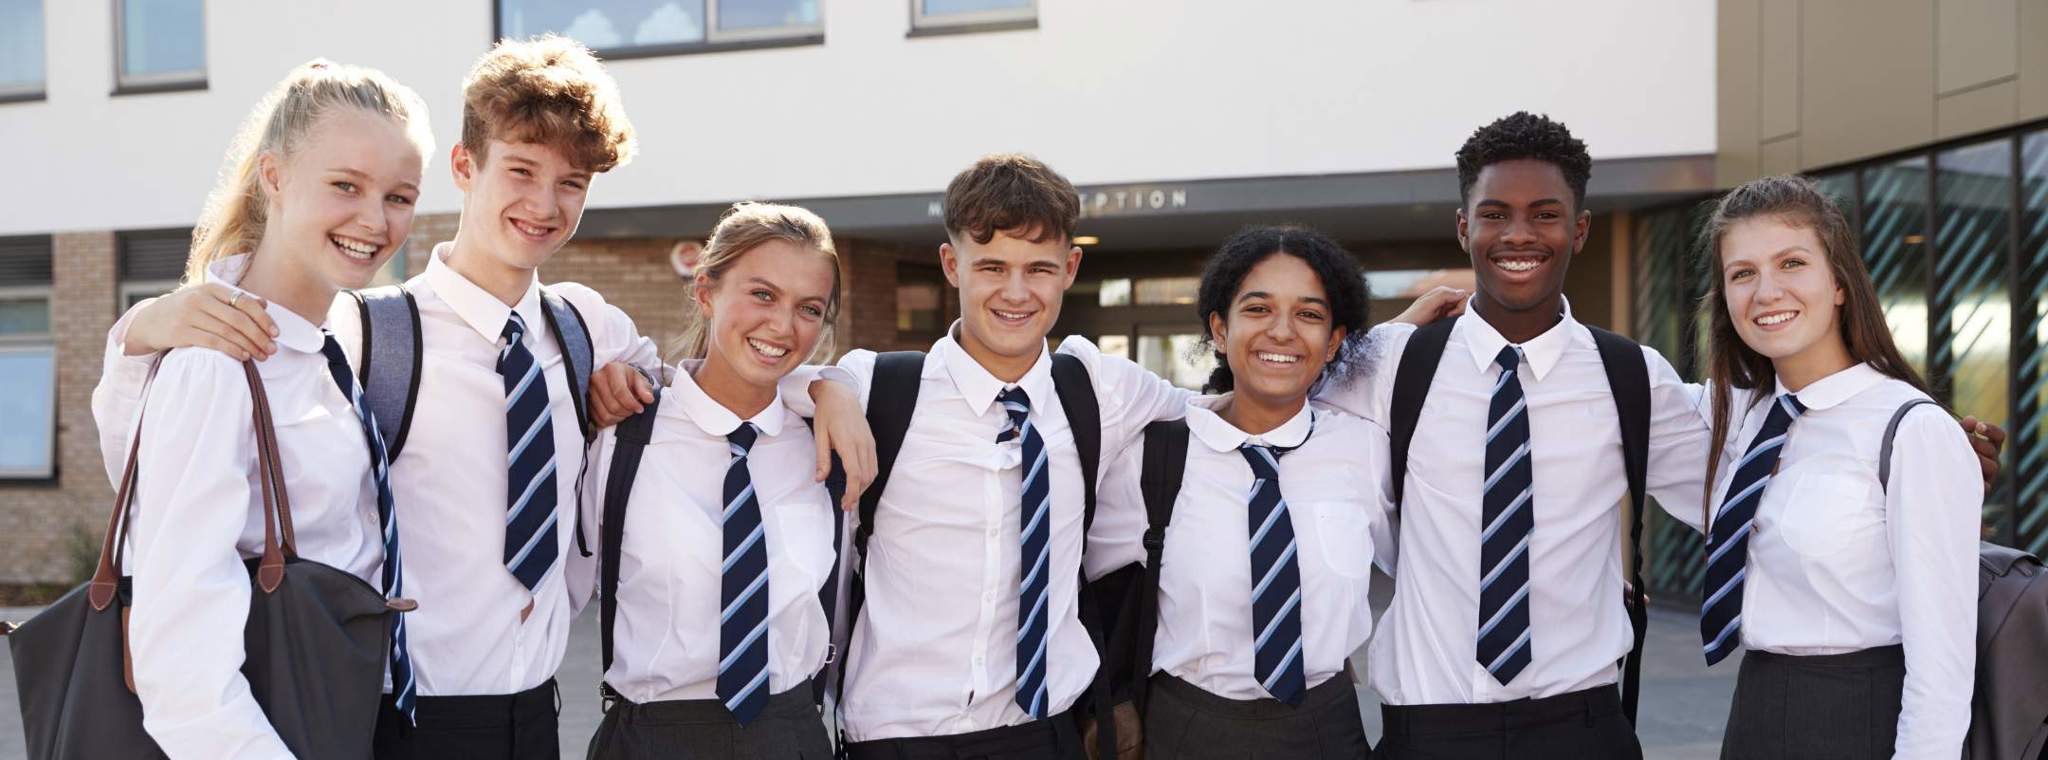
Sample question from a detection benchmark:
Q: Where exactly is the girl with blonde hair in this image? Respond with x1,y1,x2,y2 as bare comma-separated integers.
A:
114,59,432,758
573,202,847,760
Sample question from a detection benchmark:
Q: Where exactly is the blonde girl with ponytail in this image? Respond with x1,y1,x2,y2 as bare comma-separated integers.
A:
574,202,850,760
115,60,433,759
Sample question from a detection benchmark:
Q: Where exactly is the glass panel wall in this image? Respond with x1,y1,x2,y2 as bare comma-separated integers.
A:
1860,157,1932,375
2017,130,2048,555
1933,140,2015,540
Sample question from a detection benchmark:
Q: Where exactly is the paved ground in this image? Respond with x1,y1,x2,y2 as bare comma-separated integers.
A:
2,604,1733,759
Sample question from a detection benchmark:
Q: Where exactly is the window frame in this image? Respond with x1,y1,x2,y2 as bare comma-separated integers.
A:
0,283,56,481
492,0,825,61
0,0,46,103
908,0,1036,36
119,278,178,311
111,0,207,95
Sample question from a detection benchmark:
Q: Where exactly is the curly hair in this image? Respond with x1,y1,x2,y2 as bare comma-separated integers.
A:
1455,111,1592,209
462,34,637,173
1195,225,1370,394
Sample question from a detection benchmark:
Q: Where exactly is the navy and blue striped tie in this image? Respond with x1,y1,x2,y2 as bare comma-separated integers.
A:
1701,393,1805,665
1240,442,1307,705
498,313,558,592
319,332,415,721
1478,345,1535,685
997,387,1052,719
719,422,771,723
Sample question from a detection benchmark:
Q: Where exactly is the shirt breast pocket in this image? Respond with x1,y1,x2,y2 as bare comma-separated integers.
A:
772,499,837,593
1773,470,1880,558
1299,494,1376,580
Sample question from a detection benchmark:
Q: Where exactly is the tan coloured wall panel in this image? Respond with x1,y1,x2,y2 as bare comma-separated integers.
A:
1937,79,2021,137
1720,0,1766,185
2023,0,2048,120
1761,136,1805,176
1762,0,1804,140
1800,0,1938,168
1937,0,2020,93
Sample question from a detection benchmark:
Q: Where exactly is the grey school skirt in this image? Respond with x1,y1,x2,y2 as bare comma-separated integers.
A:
1719,645,1905,760
1144,672,1371,760
586,678,833,760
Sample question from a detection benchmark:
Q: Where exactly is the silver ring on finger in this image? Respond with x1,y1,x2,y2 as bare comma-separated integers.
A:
229,291,244,308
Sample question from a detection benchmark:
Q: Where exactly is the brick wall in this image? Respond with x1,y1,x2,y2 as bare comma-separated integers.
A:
1,232,118,584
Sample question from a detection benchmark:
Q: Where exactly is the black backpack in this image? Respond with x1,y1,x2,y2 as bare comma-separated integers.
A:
1075,419,1189,760
592,394,847,707
839,351,1104,747
1386,319,1654,723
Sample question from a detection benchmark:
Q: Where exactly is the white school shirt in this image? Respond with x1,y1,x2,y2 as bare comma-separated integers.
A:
832,327,1190,742
96,242,663,697
1316,299,1712,706
124,255,383,760
1673,364,1978,759
567,360,838,704
1084,395,1394,701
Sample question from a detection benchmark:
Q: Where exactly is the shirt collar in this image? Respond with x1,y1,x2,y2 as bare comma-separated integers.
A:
205,254,323,355
1777,362,1887,411
662,359,788,438
1459,295,1583,381
424,241,543,345
934,321,1054,416
1185,393,1314,452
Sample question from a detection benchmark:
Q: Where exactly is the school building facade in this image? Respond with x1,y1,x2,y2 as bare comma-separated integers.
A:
0,0,2041,593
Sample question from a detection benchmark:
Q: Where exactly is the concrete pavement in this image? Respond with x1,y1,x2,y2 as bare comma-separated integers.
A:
3,604,1735,759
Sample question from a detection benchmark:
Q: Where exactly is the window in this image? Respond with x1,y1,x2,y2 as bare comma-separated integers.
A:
911,0,1034,33
497,0,823,57
895,260,952,342
118,228,189,313
0,0,44,101
115,0,204,93
0,236,53,480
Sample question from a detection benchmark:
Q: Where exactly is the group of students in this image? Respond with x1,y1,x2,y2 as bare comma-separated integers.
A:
75,32,2006,760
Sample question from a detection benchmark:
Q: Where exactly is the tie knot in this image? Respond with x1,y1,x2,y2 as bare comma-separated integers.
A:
997,386,1031,411
1495,346,1523,374
502,312,528,344
1240,443,1282,479
1769,393,1806,424
727,422,759,453
319,330,349,366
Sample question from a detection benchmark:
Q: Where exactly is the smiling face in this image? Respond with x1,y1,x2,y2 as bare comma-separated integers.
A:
696,239,838,391
1457,158,1589,321
1207,253,1345,412
1719,215,1848,367
941,228,1082,380
261,107,423,292
451,138,591,271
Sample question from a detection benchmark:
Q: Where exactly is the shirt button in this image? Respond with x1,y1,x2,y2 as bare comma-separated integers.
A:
988,526,1000,538
985,590,998,604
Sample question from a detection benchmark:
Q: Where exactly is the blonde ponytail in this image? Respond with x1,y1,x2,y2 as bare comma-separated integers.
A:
671,202,843,363
185,59,434,284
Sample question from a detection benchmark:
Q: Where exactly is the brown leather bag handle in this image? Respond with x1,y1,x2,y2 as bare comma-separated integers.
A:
87,354,298,608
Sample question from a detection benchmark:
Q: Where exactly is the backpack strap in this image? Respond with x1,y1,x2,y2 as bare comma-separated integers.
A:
802,416,848,707
1388,320,1455,511
538,287,596,442
837,351,925,716
599,395,662,674
1050,353,1102,532
1878,398,1942,493
350,285,424,461
1588,326,1651,725
1133,418,1189,710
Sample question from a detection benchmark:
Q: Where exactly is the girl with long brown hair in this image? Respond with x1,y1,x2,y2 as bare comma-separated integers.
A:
572,202,846,760
1694,175,1978,758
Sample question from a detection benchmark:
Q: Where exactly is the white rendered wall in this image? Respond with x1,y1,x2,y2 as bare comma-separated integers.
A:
0,0,1715,235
